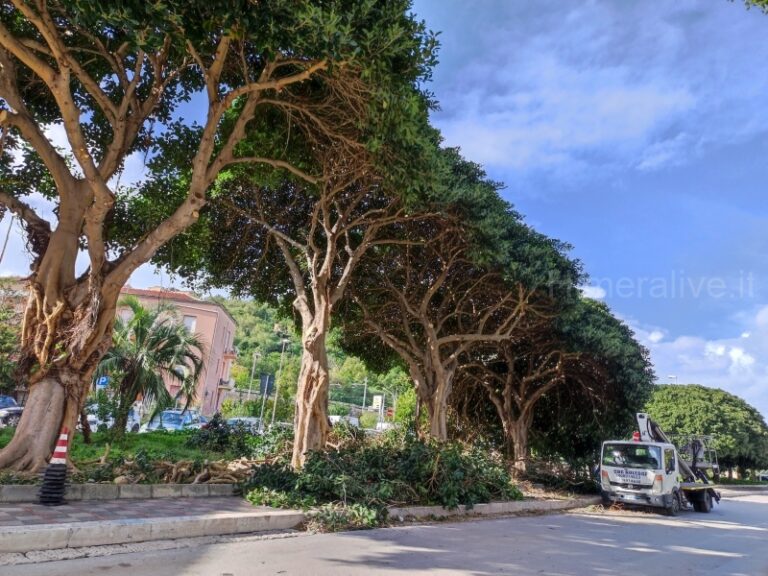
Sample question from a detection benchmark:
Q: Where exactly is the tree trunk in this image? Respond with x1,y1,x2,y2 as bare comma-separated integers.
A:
0,371,81,471
425,374,453,441
79,408,92,445
111,402,130,441
507,413,534,474
0,271,117,471
291,327,331,469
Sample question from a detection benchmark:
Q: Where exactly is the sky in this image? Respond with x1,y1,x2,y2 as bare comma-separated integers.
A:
1,0,768,417
409,0,768,417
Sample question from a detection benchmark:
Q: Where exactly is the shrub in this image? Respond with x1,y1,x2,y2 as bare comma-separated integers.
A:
243,430,522,528
186,413,252,457
306,503,381,532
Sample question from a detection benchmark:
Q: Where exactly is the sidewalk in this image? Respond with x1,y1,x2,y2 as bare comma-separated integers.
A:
0,496,304,555
0,496,258,527
0,493,601,563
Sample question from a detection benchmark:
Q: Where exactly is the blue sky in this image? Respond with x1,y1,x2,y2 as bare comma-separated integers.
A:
412,0,768,416
1,0,767,417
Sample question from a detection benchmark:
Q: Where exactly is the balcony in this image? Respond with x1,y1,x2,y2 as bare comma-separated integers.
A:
218,378,235,390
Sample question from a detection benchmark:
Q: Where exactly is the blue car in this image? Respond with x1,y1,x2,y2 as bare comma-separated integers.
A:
0,395,23,428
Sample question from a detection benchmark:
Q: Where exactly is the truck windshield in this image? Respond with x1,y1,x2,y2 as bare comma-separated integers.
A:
602,443,662,470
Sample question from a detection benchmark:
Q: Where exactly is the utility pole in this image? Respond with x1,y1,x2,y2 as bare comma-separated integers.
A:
247,350,259,401
361,377,368,412
270,338,290,427
258,374,270,431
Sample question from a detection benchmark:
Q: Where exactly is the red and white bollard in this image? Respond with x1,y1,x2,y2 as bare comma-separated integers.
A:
38,427,70,506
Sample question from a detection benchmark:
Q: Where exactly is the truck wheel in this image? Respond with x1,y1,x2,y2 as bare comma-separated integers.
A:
665,491,681,516
692,493,704,512
601,491,611,506
701,491,713,513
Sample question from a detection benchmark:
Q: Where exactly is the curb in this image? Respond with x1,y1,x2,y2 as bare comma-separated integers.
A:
0,508,305,554
0,483,238,503
388,496,601,521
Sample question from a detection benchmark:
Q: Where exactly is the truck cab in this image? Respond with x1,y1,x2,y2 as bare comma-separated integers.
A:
600,413,720,515
600,440,680,512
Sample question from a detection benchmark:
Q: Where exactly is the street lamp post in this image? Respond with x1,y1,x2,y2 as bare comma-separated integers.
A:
246,350,259,402
270,338,290,427
361,378,368,412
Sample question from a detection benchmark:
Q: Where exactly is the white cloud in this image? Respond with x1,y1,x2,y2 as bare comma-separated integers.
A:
648,330,665,344
580,285,607,300
430,1,768,177
631,305,768,419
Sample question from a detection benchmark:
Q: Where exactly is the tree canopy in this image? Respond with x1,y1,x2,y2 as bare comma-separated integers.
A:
0,0,437,471
645,384,768,471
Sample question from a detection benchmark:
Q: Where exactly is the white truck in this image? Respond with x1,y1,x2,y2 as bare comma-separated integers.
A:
599,413,720,516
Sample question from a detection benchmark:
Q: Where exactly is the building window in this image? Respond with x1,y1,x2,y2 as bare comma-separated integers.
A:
183,315,196,332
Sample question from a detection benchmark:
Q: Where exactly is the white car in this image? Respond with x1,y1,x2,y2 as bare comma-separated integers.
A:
84,406,141,433
139,409,207,432
757,470,768,482
329,415,360,427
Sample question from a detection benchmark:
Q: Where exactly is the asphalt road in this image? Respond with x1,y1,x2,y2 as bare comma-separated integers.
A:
6,493,768,576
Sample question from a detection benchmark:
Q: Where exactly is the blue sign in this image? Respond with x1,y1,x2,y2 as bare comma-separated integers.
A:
96,376,109,389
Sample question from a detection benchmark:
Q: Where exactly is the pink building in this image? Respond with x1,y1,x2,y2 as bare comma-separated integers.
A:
120,286,237,416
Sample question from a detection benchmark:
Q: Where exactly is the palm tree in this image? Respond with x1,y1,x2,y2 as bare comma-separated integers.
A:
95,296,205,438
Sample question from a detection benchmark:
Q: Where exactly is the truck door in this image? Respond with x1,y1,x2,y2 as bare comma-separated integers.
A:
664,448,677,491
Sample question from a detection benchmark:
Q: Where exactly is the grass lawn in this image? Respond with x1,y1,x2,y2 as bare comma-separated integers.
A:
0,427,238,484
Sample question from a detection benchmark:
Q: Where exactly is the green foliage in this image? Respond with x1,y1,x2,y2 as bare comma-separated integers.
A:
186,413,251,457
393,388,418,428
329,402,351,417
0,280,20,393
247,487,317,511
306,503,381,532
219,297,405,418
95,297,205,438
0,428,229,483
244,431,522,522
530,299,655,465
646,384,768,470
87,389,118,432
251,427,295,460
359,412,379,429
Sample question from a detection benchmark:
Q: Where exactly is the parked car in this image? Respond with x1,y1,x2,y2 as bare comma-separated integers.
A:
758,470,768,482
84,405,141,433
139,409,206,432
0,395,23,428
329,415,360,428
226,416,262,434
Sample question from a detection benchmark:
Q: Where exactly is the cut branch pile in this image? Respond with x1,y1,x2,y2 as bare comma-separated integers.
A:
108,457,266,485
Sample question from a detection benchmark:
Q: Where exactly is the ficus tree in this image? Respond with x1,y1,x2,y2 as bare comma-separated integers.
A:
351,214,552,441
0,0,435,470
178,160,429,467
457,331,580,471
454,298,654,471
345,150,581,441
527,299,655,465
